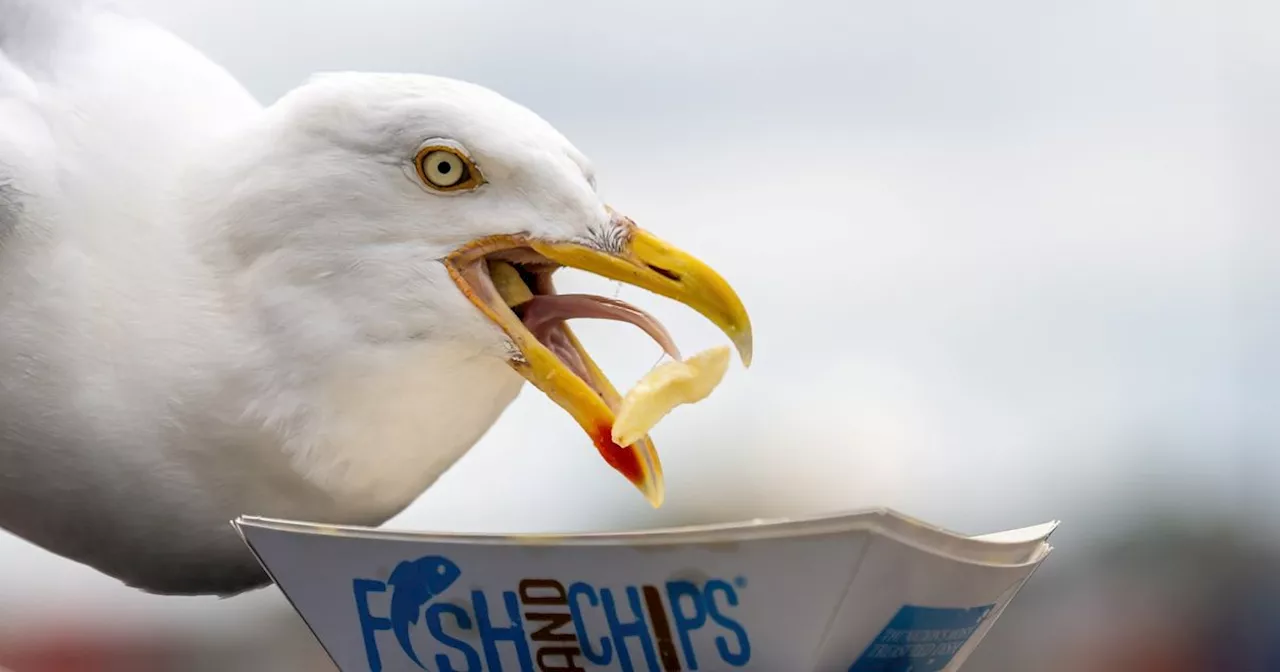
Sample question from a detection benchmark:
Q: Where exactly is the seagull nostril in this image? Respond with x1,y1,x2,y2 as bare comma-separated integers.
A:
647,264,681,282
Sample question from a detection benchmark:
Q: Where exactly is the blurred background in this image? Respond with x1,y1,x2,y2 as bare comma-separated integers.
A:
1,0,1276,670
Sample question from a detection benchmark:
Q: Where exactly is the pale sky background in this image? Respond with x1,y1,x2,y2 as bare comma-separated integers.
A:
1,0,1276,642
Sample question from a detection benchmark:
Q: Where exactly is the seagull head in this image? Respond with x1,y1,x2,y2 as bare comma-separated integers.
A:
201,73,750,507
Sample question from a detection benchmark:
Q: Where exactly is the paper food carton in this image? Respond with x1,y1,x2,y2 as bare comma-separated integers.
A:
234,509,1055,672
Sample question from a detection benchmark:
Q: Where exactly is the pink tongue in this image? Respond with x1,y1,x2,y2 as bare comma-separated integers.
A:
542,326,594,391
522,294,682,362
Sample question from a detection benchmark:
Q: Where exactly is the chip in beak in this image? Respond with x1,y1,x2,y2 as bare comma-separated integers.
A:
444,216,751,507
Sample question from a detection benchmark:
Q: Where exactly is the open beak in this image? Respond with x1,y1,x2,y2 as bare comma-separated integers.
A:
444,214,751,507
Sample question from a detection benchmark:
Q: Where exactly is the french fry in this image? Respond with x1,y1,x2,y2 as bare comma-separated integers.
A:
611,345,731,446
487,259,534,307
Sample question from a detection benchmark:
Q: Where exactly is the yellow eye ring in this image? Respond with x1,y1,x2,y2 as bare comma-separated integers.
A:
414,145,484,192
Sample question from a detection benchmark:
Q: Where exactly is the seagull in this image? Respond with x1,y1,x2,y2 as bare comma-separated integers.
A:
0,0,751,596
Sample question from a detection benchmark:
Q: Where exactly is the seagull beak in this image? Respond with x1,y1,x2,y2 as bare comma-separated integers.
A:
444,215,751,508
528,228,753,367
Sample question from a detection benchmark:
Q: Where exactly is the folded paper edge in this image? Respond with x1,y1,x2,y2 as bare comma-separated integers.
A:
230,520,347,672
232,513,1056,572
232,507,1056,550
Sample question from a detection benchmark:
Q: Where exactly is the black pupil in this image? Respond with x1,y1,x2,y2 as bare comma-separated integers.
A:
436,160,452,174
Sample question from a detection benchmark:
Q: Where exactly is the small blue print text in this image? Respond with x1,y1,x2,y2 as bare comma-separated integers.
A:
848,604,993,672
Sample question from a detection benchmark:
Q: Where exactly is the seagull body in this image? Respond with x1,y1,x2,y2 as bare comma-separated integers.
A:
0,0,750,596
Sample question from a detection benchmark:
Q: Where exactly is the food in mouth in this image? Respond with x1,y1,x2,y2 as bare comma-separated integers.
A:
612,344,732,447
488,259,682,386
446,228,751,507
492,260,732,448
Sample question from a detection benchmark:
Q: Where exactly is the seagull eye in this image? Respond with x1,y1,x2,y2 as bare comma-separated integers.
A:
423,151,464,187
414,146,483,192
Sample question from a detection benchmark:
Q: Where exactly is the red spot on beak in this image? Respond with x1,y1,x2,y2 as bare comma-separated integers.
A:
592,425,645,486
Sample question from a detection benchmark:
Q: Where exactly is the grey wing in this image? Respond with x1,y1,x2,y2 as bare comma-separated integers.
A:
0,166,22,244
0,0,90,246
0,0,260,250
0,0,95,61
0,67,55,251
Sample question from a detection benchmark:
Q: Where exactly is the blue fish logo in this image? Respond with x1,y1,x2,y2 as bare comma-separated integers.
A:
386,555,462,669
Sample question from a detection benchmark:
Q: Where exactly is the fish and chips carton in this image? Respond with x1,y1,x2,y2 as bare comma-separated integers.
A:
233,509,1055,671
